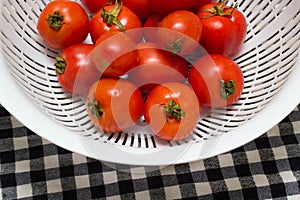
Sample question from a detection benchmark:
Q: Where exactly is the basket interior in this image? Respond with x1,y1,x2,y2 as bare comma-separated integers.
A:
1,0,299,150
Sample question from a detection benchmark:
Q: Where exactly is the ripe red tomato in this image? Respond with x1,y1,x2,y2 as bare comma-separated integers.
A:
157,10,202,55
122,0,155,23
92,31,138,77
89,1,142,43
146,0,197,15
188,54,244,108
127,42,189,94
86,78,144,133
37,1,89,49
144,82,201,141
197,1,247,57
143,13,164,42
55,43,100,95
80,0,109,14
189,0,212,13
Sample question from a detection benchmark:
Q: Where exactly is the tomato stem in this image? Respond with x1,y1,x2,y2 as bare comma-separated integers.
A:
54,56,66,74
166,37,184,55
200,0,236,18
101,0,125,32
163,99,185,121
88,98,104,118
220,80,236,99
47,11,64,30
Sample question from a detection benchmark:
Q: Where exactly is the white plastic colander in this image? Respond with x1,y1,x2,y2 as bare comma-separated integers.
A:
0,0,299,166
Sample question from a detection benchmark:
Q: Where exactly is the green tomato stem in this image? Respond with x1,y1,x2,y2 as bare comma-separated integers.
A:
163,99,185,121
47,11,64,30
220,80,236,99
88,98,104,118
101,0,125,32
54,56,66,74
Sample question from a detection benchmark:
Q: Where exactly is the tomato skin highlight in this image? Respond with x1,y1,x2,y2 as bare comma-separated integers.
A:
55,43,100,95
37,1,89,50
86,78,144,133
197,2,247,57
144,82,201,141
157,10,202,55
89,3,142,43
127,42,189,94
188,54,244,108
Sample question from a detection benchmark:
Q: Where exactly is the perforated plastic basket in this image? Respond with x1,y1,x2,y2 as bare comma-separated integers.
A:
0,0,299,166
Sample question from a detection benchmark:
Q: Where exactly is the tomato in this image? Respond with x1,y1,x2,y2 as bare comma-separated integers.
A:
89,1,142,43
55,43,100,95
127,42,189,94
80,0,109,14
37,1,89,49
146,0,197,15
86,78,144,133
189,0,212,13
123,0,155,23
188,54,244,108
197,1,247,57
144,82,201,141
92,31,138,77
157,10,202,55
143,13,164,42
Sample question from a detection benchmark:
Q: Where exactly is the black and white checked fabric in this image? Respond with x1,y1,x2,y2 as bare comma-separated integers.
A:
1,104,300,200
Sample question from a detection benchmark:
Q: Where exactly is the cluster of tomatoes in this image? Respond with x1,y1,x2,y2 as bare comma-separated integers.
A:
37,0,247,141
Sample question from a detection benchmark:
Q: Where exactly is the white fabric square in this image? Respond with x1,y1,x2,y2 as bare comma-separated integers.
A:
279,171,297,183
10,116,23,128
194,182,212,196
134,190,151,200
164,185,182,199
75,175,90,189
267,125,280,137
225,177,242,191
16,184,32,199
13,137,28,150
44,155,59,169
246,150,261,163
253,174,269,187
292,121,300,133
46,179,62,194
218,154,235,168
272,146,288,160
189,160,206,172
72,153,87,165
103,171,118,185
15,160,30,173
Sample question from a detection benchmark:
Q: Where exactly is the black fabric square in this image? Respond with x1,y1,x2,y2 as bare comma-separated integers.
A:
60,166,75,178
57,147,71,155
0,150,15,164
118,179,134,194
1,173,16,187
261,161,279,174
176,173,194,184
205,168,224,181
87,161,103,174
212,191,230,200
33,194,48,200
234,164,252,177
30,170,46,183
255,138,271,149
29,145,44,159
289,157,300,171
147,176,164,190
90,185,106,199
0,129,13,139
281,134,298,145
62,189,77,200
242,187,259,199
270,183,287,198
0,106,10,117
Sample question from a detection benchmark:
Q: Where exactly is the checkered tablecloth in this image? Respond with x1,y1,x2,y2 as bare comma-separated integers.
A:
1,104,300,200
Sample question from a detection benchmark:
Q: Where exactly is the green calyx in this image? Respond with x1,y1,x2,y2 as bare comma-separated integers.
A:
47,11,64,30
201,0,236,17
88,98,104,118
164,99,185,121
220,80,236,99
101,0,125,32
166,37,184,56
54,56,66,74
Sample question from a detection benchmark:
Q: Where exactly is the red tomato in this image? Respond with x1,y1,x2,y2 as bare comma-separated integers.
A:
189,0,212,13
122,0,155,23
197,1,247,57
146,0,197,15
92,31,138,77
86,78,144,133
55,43,100,95
157,10,202,55
89,1,142,43
37,1,89,49
127,42,189,94
144,82,201,141
80,0,109,14
188,54,244,108
143,13,164,42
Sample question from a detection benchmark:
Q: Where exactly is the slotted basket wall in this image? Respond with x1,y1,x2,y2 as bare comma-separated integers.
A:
0,0,299,165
